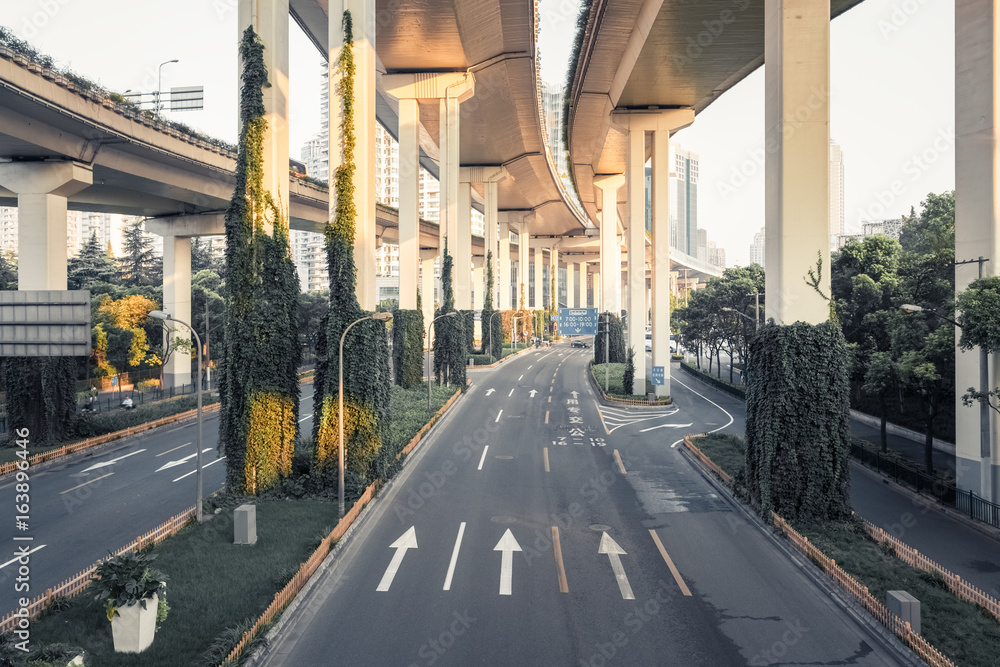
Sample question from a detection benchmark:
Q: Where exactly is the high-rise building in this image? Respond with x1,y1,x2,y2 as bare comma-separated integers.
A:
670,144,699,256
830,140,845,246
749,227,766,267
541,85,566,179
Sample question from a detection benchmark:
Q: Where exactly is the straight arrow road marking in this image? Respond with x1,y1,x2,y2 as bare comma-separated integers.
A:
443,522,466,591
172,457,223,482
529,389,538,398
639,423,693,432
0,545,46,570
494,529,522,595
570,391,579,398
156,442,192,457
478,446,489,471
485,388,495,396
599,532,634,600
376,526,418,592
155,449,213,472
80,450,147,473
649,529,692,596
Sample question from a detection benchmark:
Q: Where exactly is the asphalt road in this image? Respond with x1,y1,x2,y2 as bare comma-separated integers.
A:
0,388,315,615
255,345,909,667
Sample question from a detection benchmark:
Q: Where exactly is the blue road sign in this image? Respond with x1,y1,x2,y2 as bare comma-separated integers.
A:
651,366,665,386
558,308,598,335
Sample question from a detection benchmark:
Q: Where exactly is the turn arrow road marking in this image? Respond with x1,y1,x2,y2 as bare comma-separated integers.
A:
80,449,146,474
485,388,496,396
598,532,634,600
494,528,522,595
155,449,213,472
376,526,418,592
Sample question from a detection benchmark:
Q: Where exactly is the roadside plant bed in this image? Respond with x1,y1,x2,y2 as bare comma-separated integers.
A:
680,361,746,400
5,500,337,667
73,394,221,440
687,434,1000,667
591,362,658,400
467,346,528,367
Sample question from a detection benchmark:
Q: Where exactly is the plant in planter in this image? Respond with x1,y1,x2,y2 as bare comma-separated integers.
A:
92,551,168,653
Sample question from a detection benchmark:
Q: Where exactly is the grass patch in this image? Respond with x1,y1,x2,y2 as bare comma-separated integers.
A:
72,394,221,440
14,500,337,667
385,384,457,453
688,433,1000,667
591,363,655,399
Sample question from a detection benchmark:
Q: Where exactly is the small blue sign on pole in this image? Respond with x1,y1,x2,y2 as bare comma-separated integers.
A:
651,366,665,386
558,308,598,335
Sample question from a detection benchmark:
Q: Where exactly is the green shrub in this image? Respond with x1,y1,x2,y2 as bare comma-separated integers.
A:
594,312,625,364
392,309,424,389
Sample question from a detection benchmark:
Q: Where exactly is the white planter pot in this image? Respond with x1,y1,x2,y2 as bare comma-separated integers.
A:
110,593,157,653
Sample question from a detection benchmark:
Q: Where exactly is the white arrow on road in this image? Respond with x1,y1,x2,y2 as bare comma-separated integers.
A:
80,449,146,473
529,389,538,398
155,449,213,472
639,423,694,433
494,528,522,595
570,391,579,398
485,388,496,396
598,532,634,600
376,526,418,592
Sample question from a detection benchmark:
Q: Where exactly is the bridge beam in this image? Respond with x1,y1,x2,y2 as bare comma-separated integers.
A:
764,0,831,324
594,174,625,315
0,161,92,290
955,0,1000,502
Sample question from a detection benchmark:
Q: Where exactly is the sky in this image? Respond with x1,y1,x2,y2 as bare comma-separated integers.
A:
0,0,955,266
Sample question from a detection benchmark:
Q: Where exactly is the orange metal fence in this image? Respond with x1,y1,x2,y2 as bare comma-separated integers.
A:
0,508,195,634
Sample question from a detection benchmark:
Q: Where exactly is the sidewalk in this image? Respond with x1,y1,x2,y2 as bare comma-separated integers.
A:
681,370,1000,601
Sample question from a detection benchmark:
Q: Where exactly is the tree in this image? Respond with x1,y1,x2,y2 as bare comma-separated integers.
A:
0,250,16,289
433,239,466,388
623,345,636,396
192,270,226,366
91,294,160,388
219,26,301,495
862,351,899,452
594,312,625,364
956,275,1000,437
191,237,224,275
118,218,159,287
68,232,119,289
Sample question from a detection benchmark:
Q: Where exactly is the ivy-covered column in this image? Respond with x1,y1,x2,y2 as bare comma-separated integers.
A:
220,27,301,495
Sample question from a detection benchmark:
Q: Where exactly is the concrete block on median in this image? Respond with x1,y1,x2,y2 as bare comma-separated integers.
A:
234,504,257,545
887,590,920,634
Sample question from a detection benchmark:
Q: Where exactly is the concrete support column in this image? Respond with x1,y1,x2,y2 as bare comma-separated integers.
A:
594,175,625,315
420,250,437,340
764,0,831,324
240,0,289,235
478,167,506,306
592,267,601,310
473,264,484,311
955,0,1000,501
567,262,577,308
456,180,473,308
518,218,530,308
626,127,647,391
330,0,378,308
163,235,192,388
0,161,92,290
534,248,544,311
551,246,560,309
397,97,420,310
499,220,511,310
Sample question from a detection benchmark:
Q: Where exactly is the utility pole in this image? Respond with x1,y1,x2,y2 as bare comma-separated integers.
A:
204,301,211,389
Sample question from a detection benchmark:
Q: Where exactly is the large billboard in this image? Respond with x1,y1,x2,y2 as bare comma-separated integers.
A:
0,290,91,356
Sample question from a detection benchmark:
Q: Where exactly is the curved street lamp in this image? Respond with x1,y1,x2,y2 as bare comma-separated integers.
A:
149,310,204,523
156,59,178,118
427,312,458,411
339,312,393,517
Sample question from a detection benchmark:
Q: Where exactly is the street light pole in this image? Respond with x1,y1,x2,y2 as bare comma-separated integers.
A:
427,312,457,411
156,59,178,118
340,312,393,518
149,310,203,523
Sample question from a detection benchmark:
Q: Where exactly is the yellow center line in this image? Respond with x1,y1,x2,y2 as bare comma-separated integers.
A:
548,396,551,403
61,472,114,495
613,449,627,475
543,447,550,473
649,529,692,596
594,400,610,434
156,442,192,457
545,410,549,424
552,526,569,593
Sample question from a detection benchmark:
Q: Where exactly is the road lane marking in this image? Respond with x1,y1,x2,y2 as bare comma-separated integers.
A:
377,526,418,592
548,396,551,403
156,442,192,457
527,365,532,370
543,447,550,472
649,529,692,596
599,532,634,600
495,410,503,423
613,449,627,475
156,449,213,472
494,529,522,596
60,473,113,495
669,377,735,446
545,410,549,424
518,375,524,381
0,545,46,570
639,423,693,432
594,400,610,434
552,526,569,593
443,522,467,591
171,457,223,482
298,415,312,423
478,446,489,471
508,388,515,397
80,449,147,473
